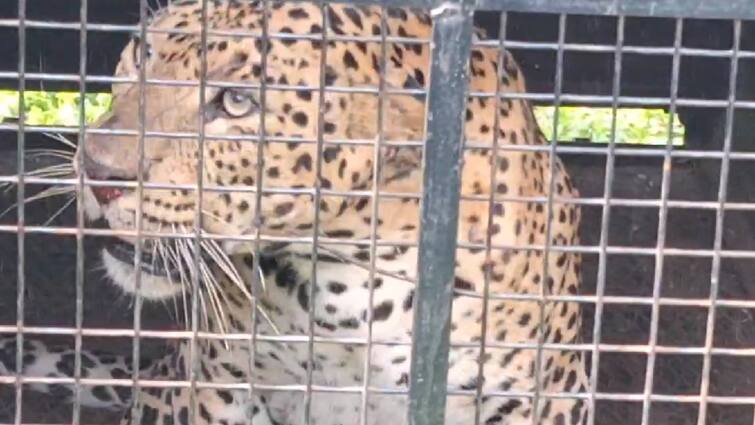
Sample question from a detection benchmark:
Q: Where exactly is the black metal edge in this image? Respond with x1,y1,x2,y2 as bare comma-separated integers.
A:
408,1,475,424
477,0,755,20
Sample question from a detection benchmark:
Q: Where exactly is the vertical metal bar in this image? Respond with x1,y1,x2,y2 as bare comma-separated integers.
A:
586,15,625,425
246,0,270,420
72,0,90,423
473,11,508,425
128,0,150,421
697,19,741,425
359,6,388,425
408,2,474,424
13,0,26,422
189,0,211,423
532,13,567,424
639,17,683,425
304,4,330,423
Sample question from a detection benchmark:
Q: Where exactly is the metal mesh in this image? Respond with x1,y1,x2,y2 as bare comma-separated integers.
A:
0,0,754,424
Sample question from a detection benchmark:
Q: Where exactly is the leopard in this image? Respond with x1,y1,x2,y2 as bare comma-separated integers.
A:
0,1,588,424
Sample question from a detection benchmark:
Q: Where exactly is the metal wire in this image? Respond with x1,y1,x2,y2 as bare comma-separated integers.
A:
585,14,625,425
472,10,509,425
639,17,683,425
71,0,89,422
13,0,26,423
697,19,743,425
358,7,389,425
126,0,151,422
303,4,330,424
12,69,755,109
187,1,211,423
7,126,755,160
530,12,567,423
245,0,270,419
9,324,755,352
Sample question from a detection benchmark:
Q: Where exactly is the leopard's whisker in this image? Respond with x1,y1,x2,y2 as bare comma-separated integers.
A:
233,242,268,293
167,226,192,330
0,186,76,218
148,233,176,318
231,251,279,334
203,239,251,301
154,236,181,323
175,237,203,330
184,229,232,339
199,259,229,337
172,236,192,327
42,132,77,150
26,148,76,159
200,241,242,311
205,271,234,346
255,299,280,335
24,167,75,180
177,237,212,332
26,164,74,173
41,194,76,226
1,163,74,192
256,265,267,295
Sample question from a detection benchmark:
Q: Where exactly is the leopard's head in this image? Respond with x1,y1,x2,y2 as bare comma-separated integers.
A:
76,1,427,302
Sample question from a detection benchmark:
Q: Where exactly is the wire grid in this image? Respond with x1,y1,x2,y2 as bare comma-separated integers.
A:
0,0,755,425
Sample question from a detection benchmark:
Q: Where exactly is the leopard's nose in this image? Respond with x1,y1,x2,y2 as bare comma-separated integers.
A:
80,112,145,181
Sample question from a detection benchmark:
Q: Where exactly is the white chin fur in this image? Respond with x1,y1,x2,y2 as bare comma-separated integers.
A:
81,185,103,221
101,249,184,300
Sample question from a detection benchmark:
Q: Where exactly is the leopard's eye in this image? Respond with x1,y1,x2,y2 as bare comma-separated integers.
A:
221,89,258,118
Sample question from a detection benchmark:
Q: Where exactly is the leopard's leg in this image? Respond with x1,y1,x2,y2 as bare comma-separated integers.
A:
0,336,167,411
120,387,279,425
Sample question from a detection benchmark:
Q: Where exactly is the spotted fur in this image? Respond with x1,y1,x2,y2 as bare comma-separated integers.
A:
1,1,587,424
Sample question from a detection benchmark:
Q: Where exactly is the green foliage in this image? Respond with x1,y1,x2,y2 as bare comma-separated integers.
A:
0,91,685,146
0,90,111,126
533,106,685,146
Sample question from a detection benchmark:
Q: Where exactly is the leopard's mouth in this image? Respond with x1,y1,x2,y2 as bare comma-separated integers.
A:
104,238,182,279
91,216,206,281
99,233,221,301
91,185,126,205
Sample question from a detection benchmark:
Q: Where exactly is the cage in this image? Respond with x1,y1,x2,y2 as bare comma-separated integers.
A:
0,0,755,424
